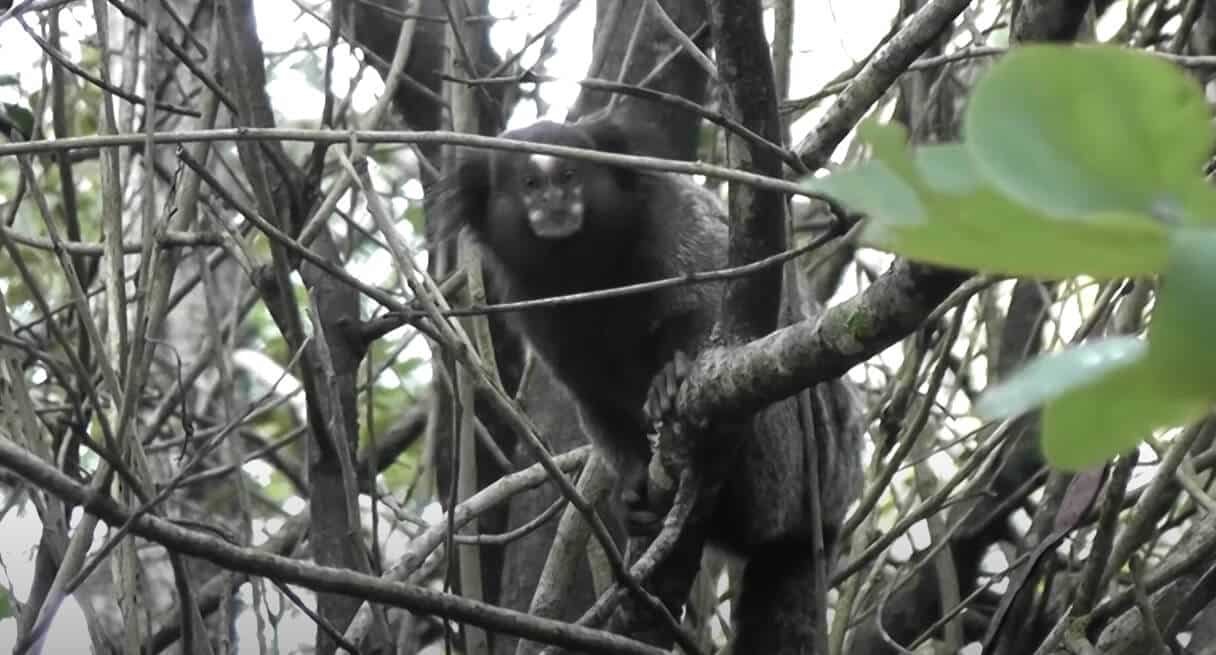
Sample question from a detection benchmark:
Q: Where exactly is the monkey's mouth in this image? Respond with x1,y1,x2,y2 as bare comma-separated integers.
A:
529,212,584,239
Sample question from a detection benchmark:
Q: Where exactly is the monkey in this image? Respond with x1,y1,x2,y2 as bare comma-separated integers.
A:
438,118,862,653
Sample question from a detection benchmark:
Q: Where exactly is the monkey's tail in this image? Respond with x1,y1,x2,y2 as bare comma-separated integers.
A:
628,467,701,581
550,468,702,640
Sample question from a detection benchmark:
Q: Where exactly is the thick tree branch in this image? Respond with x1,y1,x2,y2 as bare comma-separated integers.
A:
682,261,966,424
710,0,787,338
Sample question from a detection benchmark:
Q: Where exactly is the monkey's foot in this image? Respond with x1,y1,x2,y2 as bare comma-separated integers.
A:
620,464,665,537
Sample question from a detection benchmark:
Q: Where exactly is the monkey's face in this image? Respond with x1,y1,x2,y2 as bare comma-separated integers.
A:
469,121,639,272
503,153,586,240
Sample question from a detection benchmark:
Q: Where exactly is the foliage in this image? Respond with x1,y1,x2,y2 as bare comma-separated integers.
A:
0,102,33,139
809,45,1216,470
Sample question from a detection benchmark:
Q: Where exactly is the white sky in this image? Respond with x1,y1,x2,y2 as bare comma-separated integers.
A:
0,1,920,652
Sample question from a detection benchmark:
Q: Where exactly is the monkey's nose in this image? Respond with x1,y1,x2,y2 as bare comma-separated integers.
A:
541,190,566,208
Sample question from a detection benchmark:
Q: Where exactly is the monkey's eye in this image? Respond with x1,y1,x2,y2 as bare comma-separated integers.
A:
523,176,538,190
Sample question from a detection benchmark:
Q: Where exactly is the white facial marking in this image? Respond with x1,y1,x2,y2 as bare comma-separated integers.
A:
529,154,557,176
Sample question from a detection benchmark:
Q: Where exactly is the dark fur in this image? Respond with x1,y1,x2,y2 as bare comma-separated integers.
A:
440,120,861,653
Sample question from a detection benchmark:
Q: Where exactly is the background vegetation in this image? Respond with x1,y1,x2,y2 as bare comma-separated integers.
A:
0,1,1214,654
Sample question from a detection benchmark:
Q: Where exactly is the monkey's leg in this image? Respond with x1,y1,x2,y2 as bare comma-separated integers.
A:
606,520,707,648
733,540,823,655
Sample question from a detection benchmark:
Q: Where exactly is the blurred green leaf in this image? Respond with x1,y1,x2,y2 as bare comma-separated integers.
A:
1148,229,1216,393
1,102,34,139
965,45,1214,225
807,136,1170,277
403,204,427,235
977,336,1147,419
380,441,423,491
978,230,1216,470
1042,357,1206,470
263,470,298,504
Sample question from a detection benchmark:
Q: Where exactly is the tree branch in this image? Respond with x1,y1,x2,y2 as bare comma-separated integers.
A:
0,436,665,655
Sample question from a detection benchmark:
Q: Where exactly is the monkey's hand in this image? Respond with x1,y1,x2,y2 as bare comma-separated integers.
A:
626,351,693,536
619,463,665,537
644,349,691,427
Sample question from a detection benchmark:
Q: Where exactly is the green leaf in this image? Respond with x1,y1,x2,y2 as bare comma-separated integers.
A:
1147,229,1216,393
1042,357,1206,470
0,587,11,619
404,204,428,234
1,102,34,139
977,228,1216,471
859,120,919,180
807,157,926,228
263,471,297,504
914,142,983,195
806,121,927,228
965,45,1214,225
977,330,1211,471
808,141,1171,277
976,336,1147,419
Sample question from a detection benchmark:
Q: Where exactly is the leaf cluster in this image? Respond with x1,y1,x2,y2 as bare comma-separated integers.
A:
809,45,1216,469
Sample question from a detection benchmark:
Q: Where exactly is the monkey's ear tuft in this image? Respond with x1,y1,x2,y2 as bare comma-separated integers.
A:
582,119,634,157
578,119,648,191
453,150,491,200
429,149,492,243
